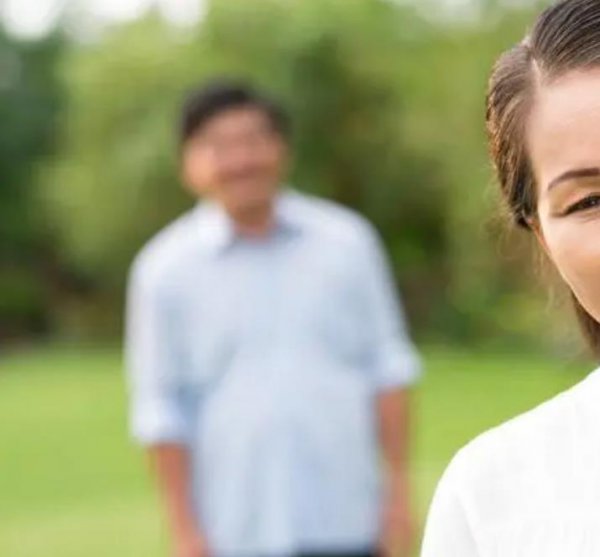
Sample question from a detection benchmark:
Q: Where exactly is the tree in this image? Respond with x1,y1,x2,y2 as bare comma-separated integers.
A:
0,28,64,338
41,0,571,349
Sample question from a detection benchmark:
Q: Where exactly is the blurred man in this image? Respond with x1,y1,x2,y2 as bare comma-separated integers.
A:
125,81,421,557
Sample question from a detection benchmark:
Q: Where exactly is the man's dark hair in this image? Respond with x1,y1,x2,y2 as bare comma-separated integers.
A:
179,79,290,146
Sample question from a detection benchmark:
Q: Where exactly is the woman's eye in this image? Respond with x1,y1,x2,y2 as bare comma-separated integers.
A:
565,195,600,215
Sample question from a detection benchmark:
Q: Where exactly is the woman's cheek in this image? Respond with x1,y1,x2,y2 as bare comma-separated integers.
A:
546,220,600,321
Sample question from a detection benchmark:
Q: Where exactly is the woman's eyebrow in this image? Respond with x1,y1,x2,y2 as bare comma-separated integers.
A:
548,167,600,190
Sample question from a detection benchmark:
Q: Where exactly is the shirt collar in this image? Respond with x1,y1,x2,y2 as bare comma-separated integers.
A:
197,188,303,255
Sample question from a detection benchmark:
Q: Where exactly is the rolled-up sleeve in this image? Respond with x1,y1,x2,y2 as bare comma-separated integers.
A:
125,258,189,446
360,226,421,390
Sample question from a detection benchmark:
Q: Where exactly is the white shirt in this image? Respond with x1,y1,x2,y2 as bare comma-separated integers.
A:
421,367,600,557
125,189,421,557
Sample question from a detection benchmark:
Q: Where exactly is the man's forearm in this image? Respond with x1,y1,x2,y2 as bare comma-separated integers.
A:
149,444,201,540
377,388,414,556
377,388,411,490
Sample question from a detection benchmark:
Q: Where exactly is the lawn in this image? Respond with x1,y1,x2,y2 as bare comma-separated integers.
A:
0,344,589,556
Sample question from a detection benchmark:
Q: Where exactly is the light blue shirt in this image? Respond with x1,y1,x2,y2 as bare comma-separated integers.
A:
126,189,421,557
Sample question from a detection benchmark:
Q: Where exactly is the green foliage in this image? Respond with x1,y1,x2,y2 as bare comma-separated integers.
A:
0,265,46,334
0,29,64,338
0,30,63,251
37,0,572,346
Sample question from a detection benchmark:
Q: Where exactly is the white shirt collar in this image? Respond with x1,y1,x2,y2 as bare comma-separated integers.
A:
197,188,303,255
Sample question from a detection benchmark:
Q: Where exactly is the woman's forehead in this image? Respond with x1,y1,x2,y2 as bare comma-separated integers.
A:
528,69,600,189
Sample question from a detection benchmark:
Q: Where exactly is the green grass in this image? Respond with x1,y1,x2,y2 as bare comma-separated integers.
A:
0,345,589,555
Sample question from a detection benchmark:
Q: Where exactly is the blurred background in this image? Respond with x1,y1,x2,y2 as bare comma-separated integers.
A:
0,0,592,555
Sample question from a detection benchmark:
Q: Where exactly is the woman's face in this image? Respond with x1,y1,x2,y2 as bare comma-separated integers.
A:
527,68,600,322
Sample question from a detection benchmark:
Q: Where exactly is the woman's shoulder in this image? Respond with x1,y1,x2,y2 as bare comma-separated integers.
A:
444,368,600,517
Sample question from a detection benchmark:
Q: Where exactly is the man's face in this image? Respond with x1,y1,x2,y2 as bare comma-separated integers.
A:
181,106,288,216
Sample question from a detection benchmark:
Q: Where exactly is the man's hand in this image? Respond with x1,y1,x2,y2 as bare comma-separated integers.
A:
378,486,415,557
174,530,211,557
